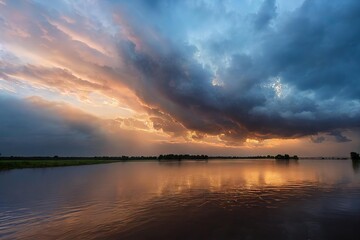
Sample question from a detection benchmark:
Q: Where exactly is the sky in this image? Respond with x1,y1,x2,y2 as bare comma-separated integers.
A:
0,0,359,157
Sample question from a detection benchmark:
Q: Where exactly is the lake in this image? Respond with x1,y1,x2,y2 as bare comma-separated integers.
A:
1,160,360,240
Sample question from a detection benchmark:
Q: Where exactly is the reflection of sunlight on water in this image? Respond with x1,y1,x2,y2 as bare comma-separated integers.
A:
142,160,355,196
0,160,359,239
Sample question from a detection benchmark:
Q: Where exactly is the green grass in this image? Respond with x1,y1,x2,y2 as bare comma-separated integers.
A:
0,159,119,170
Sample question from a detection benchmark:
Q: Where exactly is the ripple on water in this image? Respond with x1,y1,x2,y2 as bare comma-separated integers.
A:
1,160,360,239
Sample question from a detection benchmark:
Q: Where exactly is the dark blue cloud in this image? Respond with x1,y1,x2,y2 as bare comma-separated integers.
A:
114,0,360,141
328,130,352,143
261,0,360,98
0,95,109,156
254,0,277,30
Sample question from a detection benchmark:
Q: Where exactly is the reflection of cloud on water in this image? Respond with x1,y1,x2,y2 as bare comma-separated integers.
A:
150,160,355,195
1,160,359,239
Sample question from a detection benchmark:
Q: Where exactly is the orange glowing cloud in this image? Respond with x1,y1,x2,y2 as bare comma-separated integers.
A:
1,0,359,156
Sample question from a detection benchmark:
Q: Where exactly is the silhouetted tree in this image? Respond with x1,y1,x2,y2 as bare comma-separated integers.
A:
351,152,360,160
275,154,298,160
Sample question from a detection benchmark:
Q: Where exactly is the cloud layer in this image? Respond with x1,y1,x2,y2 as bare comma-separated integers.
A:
0,0,360,155
113,0,360,140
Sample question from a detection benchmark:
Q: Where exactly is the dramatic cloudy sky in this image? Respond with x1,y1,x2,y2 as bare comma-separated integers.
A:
0,0,359,156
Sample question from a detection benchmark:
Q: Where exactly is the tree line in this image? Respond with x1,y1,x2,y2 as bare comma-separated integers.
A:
351,152,360,160
1,154,301,161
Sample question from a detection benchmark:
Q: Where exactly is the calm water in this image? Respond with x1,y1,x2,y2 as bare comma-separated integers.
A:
1,160,360,240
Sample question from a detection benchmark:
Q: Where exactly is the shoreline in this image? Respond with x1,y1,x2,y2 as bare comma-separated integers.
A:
0,159,122,171
0,156,351,170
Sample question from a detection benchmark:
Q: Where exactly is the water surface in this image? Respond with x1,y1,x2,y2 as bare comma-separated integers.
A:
1,160,360,239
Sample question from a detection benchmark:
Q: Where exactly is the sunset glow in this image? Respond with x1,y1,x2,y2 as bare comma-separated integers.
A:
1,0,359,156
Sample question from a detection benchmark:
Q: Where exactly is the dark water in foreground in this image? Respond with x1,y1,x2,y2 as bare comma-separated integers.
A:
1,160,360,240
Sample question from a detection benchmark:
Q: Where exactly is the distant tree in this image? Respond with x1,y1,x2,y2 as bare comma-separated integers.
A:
275,154,298,160
158,154,208,160
351,152,360,160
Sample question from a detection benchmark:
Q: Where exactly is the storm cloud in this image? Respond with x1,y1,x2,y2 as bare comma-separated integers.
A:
0,0,360,154
0,95,190,156
0,95,110,156
114,0,360,140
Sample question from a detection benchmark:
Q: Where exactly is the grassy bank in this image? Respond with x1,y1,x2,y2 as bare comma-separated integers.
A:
0,159,120,170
